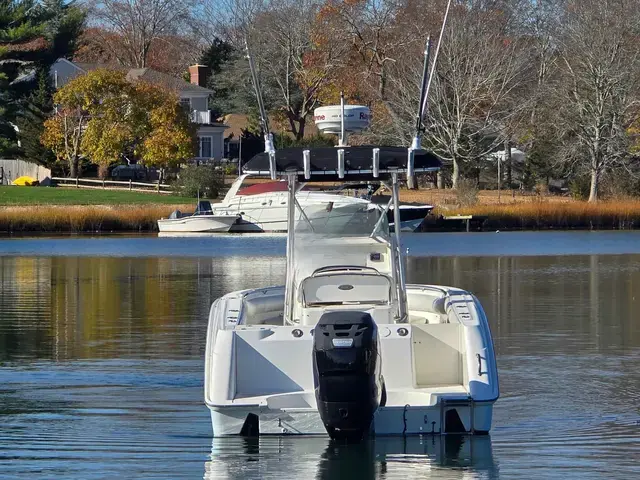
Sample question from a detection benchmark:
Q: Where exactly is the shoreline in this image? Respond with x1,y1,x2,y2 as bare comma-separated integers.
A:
2,201,640,233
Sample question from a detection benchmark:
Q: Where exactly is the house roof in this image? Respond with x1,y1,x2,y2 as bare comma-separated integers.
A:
220,113,320,140
71,61,213,95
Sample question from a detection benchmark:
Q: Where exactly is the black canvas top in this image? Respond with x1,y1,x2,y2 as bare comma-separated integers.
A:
242,146,441,181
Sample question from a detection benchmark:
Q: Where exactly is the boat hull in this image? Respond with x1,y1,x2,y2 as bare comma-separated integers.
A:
157,215,238,233
204,285,499,438
208,401,494,437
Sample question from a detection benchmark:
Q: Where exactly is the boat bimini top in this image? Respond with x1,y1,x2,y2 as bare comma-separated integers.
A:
243,145,441,182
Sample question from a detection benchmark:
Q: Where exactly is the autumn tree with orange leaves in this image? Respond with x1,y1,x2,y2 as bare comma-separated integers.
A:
239,0,345,140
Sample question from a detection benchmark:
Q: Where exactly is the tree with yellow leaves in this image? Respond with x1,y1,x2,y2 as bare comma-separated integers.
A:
42,68,196,178
132,82,197,178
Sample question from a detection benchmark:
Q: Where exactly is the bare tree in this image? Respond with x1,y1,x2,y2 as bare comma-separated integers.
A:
383,1,530,189
506,0,565,186
553,0,640,201
234,0,346,140
88,0,195,68
320,0,420,100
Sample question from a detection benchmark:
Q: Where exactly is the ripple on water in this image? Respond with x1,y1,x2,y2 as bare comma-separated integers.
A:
1,243,640,478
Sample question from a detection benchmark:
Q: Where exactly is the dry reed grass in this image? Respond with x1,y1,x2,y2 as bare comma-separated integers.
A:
399,188,572,205
0,204,191,232
436,198,640,230
4,192,640,232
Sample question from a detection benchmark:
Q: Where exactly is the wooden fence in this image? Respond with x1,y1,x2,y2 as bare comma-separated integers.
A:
52,177,173,194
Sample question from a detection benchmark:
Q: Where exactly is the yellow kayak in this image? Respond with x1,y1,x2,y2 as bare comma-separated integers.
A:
12,176,39,186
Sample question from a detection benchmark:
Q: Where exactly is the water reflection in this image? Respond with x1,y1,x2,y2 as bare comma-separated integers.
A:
204,435,498,480
407,254,640,355
0,242,639,479
0,255,286,361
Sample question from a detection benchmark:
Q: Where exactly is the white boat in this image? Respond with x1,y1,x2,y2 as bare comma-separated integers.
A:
157,200,240,233
204,146,499,439
204,33,498,440
206,175,433,233
206,175,372,233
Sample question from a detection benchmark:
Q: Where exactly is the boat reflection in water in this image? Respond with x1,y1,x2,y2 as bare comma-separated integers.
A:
204,435,497,479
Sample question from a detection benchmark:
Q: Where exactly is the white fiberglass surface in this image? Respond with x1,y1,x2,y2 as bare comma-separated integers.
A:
301,273,391,306
294,203,387,236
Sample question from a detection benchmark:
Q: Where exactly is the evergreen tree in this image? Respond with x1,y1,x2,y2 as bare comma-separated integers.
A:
198,38,249,119
16,69,55,166
0,0,46,157
0,0,84,160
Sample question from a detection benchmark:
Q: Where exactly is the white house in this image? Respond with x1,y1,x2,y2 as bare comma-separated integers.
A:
50,59,228,162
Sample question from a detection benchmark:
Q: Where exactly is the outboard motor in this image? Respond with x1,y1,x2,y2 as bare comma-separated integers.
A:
312,311,383,441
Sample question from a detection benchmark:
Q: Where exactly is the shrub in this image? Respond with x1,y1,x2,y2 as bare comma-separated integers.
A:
274,132,336,148
569,175,591,200
455,178,479,206
223,163,238,176
172,165,224,198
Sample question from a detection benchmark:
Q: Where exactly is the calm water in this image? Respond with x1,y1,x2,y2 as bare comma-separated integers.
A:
0,232,639,479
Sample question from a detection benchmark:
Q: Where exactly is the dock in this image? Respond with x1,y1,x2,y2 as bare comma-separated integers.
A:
420,214,488,232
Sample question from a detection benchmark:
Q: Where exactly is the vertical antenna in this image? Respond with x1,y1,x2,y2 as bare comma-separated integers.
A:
408,36,432,189
423,0,453,115
408,0,453,189
245,39,276,179
415,36,432,135
339,91,347,147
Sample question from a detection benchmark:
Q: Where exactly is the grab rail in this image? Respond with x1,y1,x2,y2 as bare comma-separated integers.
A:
477,354,484,376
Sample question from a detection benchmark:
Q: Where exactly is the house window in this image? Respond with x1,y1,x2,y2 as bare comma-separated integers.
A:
199,136,212,158
180,97,191,112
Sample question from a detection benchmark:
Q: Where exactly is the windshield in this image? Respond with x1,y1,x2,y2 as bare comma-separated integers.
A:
294,202,388,236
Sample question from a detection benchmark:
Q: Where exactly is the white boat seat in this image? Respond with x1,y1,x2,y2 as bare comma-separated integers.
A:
301,273,391,306
243,293,285,326
406,292,448,324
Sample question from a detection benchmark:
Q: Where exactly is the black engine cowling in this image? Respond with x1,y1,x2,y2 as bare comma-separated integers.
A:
312,311,383,440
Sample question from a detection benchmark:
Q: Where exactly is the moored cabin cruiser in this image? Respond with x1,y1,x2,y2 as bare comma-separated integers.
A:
202,174,433,233
203,146,499,440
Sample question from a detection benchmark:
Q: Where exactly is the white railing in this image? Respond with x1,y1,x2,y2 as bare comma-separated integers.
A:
191,110,211,124
52,177,173,194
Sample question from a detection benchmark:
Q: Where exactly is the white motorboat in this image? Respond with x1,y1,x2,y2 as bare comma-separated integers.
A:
157,200,240,233
204,147,499,439
204,31,498,440
206,175,432,233
208,175,372,233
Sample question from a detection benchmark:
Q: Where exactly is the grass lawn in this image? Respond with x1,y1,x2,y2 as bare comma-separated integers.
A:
0,186,189,206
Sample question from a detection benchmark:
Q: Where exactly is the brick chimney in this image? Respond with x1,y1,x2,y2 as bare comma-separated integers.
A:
188,64,211,88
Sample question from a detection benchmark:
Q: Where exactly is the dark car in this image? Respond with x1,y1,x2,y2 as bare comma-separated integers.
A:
111,164,147,181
